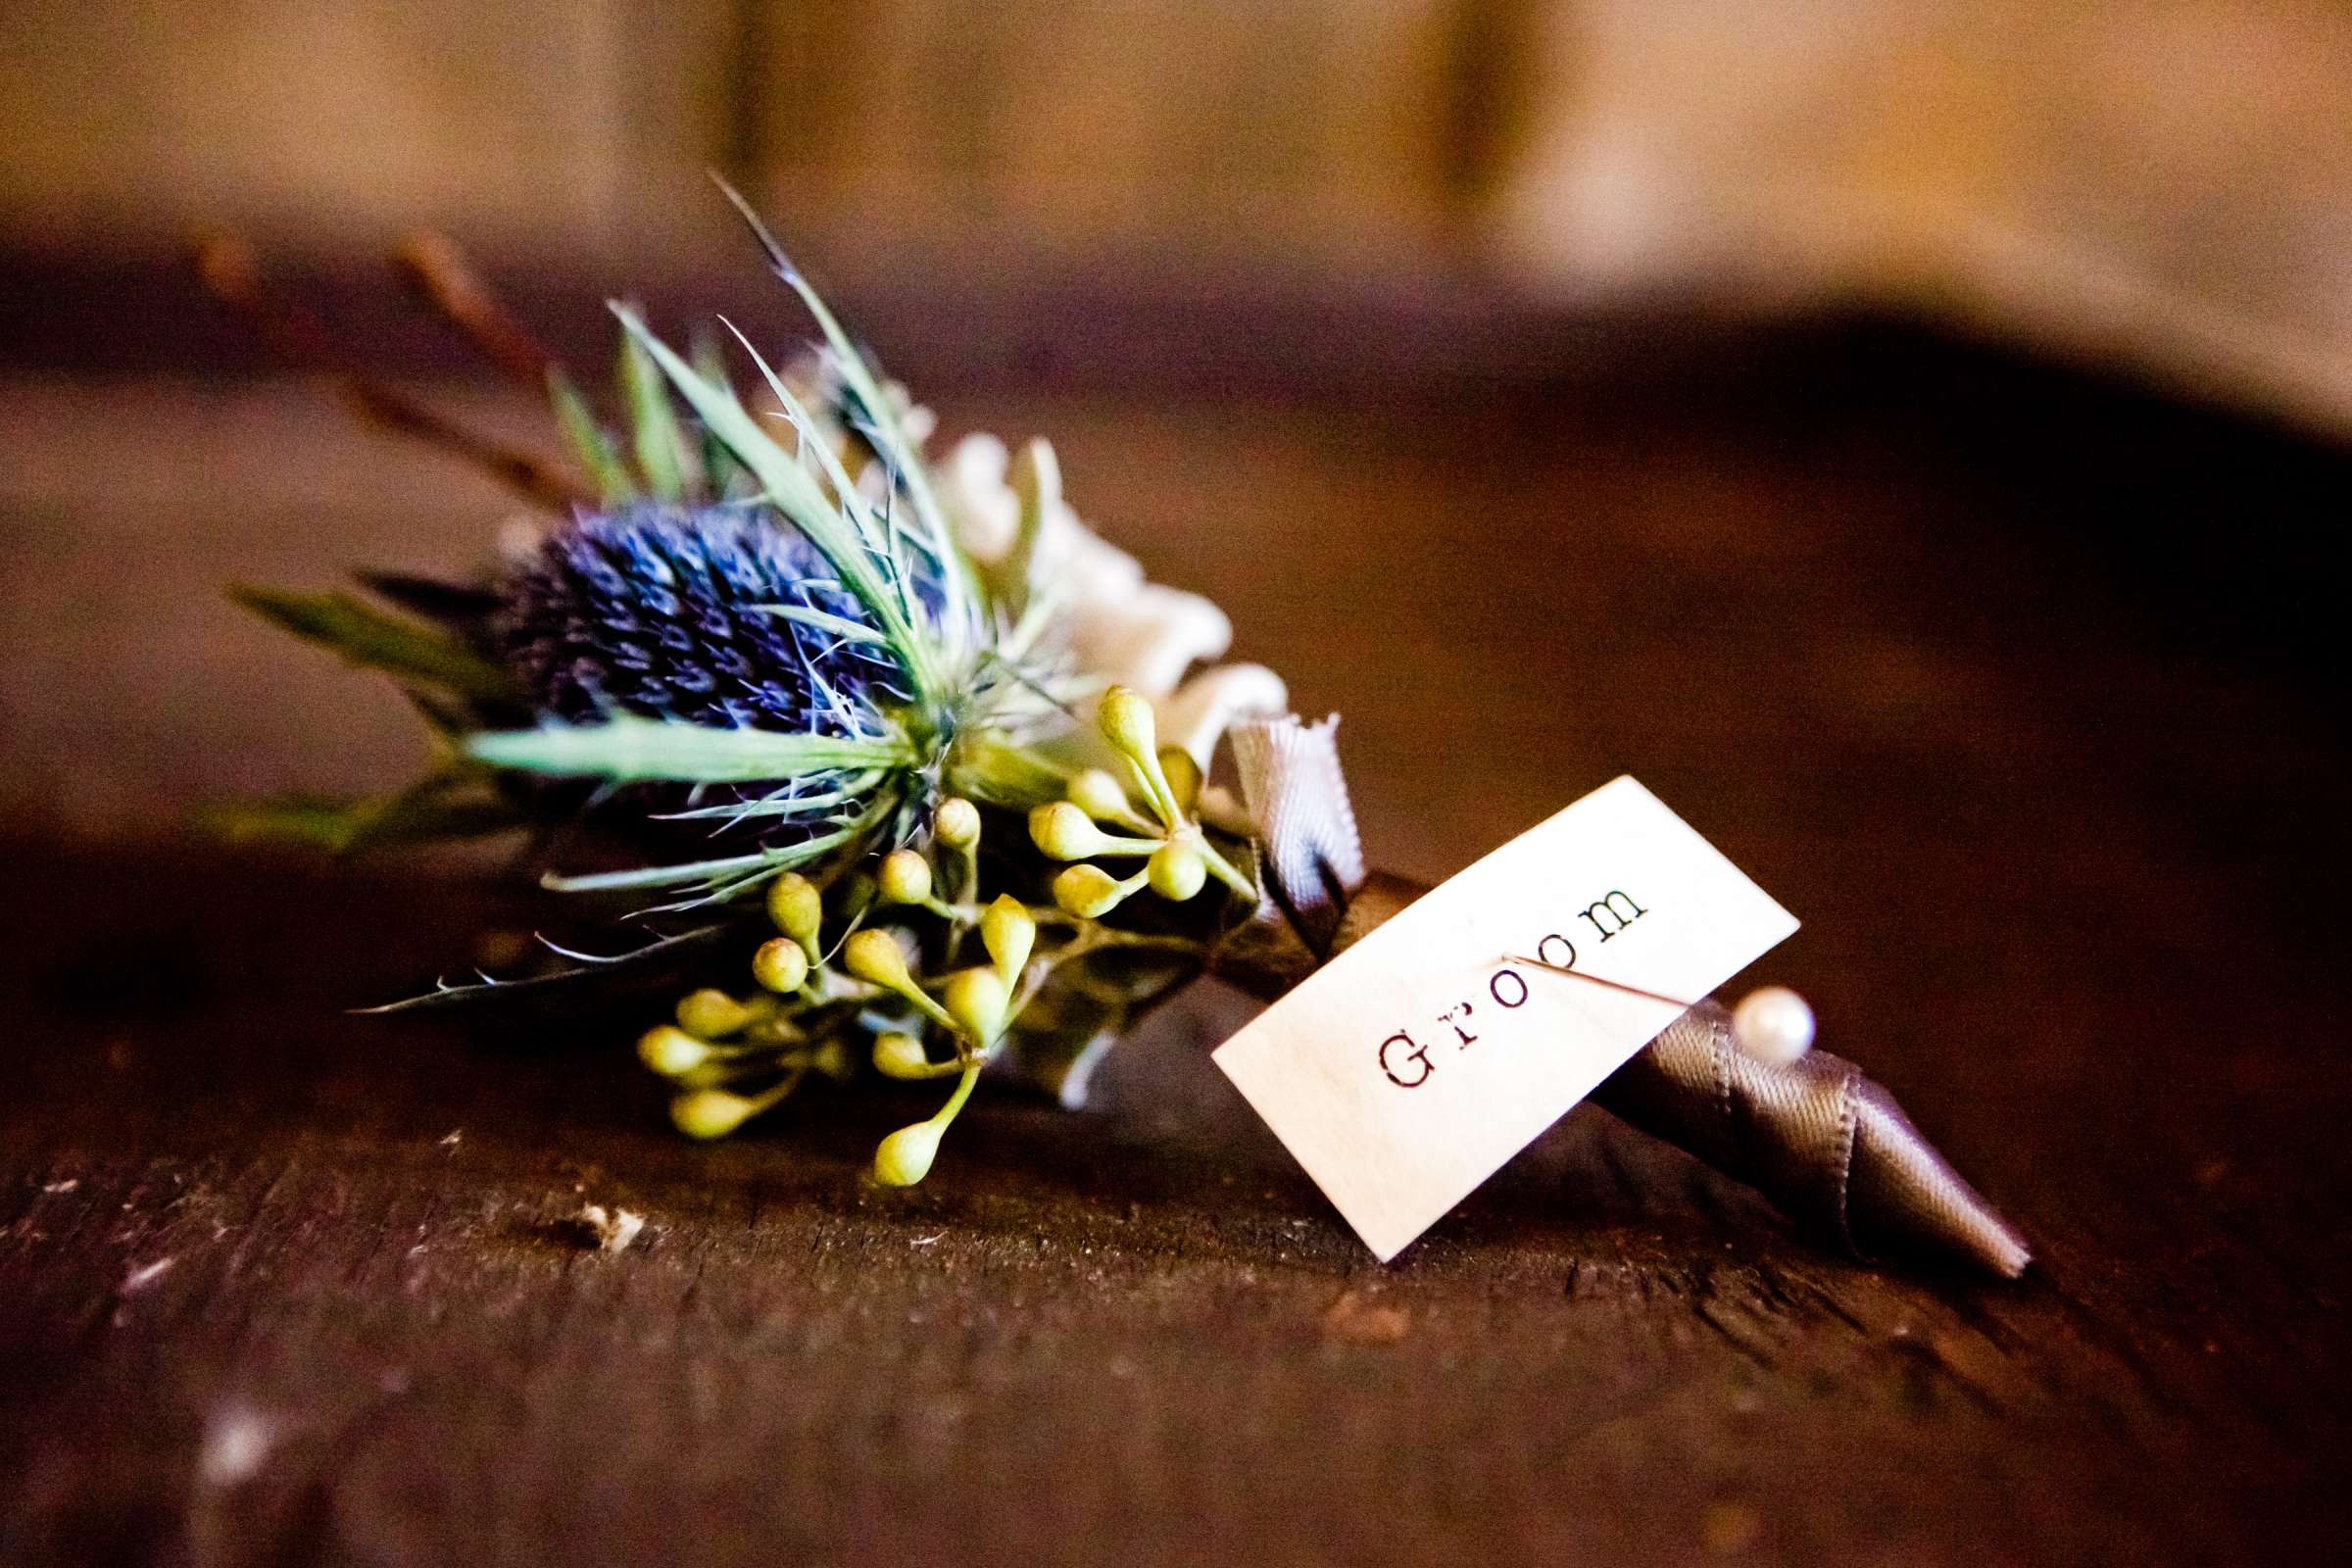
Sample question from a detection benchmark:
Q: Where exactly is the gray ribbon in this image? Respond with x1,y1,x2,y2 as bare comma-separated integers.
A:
1214,715,2031,1279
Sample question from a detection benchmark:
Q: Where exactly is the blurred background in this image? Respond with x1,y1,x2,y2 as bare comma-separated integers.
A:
7,0,2352,412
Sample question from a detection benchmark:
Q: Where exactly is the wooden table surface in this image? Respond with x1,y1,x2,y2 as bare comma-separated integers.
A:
2,323,2347,1565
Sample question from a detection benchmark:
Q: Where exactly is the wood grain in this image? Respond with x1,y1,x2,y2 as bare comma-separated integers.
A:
3,326,2348,1563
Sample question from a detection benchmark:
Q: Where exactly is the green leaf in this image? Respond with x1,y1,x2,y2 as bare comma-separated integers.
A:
464,713,914,784
617,329,693,502
231,584,520,704
547,368,638,504
689,329,745,495
202,782,521,854
710,176,983,626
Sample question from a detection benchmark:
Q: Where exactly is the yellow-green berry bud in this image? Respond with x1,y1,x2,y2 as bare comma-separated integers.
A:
980,894,1035,984
766,871,823,948
934,796,982,850
1147,840,1207,901
1157,747,1202,814
877,849,933,906
671,1088,760,1140
750,937,809,995
1067,767,1136,823
1098,685,1158,761
674,988,755,1039
872,1031,933,1080
1054,863,1129,919
843,928,913,992
1030,801,1107,860
873,1120,944,1186
944,966,1009,1046
638,1024,711,1077
808,1038,856,1081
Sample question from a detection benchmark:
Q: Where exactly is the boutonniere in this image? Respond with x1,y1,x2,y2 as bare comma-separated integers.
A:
208,190,2026,1278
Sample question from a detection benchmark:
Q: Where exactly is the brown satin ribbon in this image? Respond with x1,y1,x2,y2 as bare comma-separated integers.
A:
1212,719,2031,1280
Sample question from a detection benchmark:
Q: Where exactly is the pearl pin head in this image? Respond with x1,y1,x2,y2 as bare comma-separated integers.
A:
1731,985,1816,1066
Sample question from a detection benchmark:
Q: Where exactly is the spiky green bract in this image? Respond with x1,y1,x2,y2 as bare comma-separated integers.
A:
229,585,519,705
547,368,638,504
617,328,695,502
710,177,987,643
466,715,914,784
203,779,520,855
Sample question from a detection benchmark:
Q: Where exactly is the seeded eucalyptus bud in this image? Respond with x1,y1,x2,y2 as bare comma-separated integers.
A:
671,1087,761,1140
1147,841,1207,902
980,894,1036,983
843,928,913,991
1098,686,1158,761
872,1031,933,1080
933,796,982,850
1067,768,1138,824
751,937,809,995
944,966,1009,1045
1030,801,1108,860
877,849,934,906
766,871,823,951
675,988,756,1039
1156,748,1202,814
1054,863,1129,919
808,1038,856,1081
873,1119,944,1186
639,1024,712,1077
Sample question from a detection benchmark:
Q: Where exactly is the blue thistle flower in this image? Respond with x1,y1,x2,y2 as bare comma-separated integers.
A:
496,503,931,738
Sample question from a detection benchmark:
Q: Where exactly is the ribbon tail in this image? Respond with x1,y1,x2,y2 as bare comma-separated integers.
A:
1593,1001,2032,1278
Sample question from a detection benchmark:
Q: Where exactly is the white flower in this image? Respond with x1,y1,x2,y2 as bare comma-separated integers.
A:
935,431,1286,765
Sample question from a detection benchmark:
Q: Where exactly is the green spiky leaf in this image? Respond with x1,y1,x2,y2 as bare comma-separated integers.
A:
618,329,694,502
203,781,521,854
230,585,520,704
547,368,638,504
464,714,915,784
689,329,745,496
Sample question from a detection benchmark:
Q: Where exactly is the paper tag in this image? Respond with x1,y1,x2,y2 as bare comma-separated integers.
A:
1213,776,1797,1261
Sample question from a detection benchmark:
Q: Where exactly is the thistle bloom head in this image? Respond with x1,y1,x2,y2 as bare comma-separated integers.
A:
497,504,922,740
